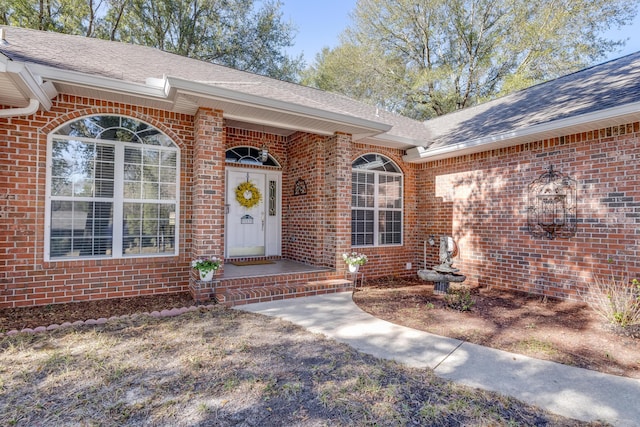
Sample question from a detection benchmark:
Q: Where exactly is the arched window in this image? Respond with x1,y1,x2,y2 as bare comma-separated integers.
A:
225,146,280,167
46,115,179,260
351,154,403,246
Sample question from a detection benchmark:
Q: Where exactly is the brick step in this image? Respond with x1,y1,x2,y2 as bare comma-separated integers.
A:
215,278,354,307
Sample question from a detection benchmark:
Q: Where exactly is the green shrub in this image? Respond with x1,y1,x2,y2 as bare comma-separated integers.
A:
444,287,476,311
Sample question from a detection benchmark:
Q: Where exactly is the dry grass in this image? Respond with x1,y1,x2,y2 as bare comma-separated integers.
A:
588,275,640,328
0,306,602,426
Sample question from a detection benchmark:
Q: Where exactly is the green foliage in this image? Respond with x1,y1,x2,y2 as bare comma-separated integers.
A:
304,0,637,120
444,287,476,312
1,0,304,81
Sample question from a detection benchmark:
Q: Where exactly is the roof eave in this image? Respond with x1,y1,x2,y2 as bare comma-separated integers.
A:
24,64,393,137
366,132,424,150
161,76,393,135
403,102,640,163
0,55,57,112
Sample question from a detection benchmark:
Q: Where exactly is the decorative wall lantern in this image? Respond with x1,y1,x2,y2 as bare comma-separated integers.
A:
527,165,577,239
259,143,269,163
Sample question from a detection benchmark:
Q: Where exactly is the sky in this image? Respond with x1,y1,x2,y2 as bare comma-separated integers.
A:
279,0,640,66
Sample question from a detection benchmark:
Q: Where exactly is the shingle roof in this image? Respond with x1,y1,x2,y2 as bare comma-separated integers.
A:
0,26,428,145
3,26,640,157
423,52,640,149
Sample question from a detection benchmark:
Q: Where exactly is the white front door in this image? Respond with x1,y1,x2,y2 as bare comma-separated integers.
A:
225,169,281,258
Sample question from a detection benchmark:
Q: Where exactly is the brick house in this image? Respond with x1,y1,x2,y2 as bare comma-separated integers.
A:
1,26,639,308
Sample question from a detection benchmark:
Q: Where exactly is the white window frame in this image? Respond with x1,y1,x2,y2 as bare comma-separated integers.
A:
44,115,180,261
351,154,403,247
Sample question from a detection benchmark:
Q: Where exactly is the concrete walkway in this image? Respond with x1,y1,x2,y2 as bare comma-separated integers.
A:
237,292,640,426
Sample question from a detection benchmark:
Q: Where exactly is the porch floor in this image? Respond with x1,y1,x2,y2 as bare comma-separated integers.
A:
221,259,332,279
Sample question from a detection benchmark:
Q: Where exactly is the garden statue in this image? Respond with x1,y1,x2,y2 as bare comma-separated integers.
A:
418,235,466,294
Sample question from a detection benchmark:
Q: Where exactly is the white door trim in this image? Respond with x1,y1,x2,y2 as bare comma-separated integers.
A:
225,167,282,258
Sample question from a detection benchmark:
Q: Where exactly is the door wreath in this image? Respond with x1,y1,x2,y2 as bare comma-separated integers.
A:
235,181,262,208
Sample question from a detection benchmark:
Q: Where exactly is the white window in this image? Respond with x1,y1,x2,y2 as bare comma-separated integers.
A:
351,154,403,246
46,116,179,260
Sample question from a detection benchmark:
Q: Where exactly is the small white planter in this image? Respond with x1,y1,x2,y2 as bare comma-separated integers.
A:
199,270,215,282
348,264,360,274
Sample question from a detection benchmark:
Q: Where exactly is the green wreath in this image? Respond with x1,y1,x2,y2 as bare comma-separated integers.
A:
235,181,262,209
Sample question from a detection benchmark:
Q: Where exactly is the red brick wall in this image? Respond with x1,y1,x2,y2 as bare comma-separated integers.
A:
283,132,329,265
192,108,225,276
416,122,640,301
1,95,195,308
323,133,353,271
349,144,420,279
6,93,634,308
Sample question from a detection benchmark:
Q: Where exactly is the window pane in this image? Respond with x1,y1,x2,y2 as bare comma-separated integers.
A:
161,151,177,167
224,146,279,167
124,182,142,199
378,174,402,208
351,209,374,246
123,203,175,255
51,177,72,197
143,183,159,199
379,210,402,245
352,172,374,208
124,164,141,181
123,203,141,254
160,167,176,183
125,147,142,164
143,165,159,183
51,140,114,199
144,149,160,165
352,154,401,172
50,200,113,258
160,184,176,199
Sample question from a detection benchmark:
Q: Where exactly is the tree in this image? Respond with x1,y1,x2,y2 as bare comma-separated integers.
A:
1,0,304,82
303,0,637,119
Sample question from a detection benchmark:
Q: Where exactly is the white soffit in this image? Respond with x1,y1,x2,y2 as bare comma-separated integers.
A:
0,72,29,107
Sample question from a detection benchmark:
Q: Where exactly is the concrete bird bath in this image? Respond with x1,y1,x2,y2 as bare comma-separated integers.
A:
418,236,466,294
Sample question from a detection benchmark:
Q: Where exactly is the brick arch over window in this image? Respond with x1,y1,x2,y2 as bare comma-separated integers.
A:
45,115,180,261
40,108,186,151
351,153,403,247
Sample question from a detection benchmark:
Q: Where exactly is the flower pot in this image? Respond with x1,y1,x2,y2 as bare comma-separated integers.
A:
348,264,360,274
199,270,215,282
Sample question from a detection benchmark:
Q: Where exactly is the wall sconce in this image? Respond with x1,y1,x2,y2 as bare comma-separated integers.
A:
259,143,269,163
527,165,577,239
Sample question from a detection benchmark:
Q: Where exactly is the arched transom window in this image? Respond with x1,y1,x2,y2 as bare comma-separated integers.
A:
351,154,403,246
225,146,280,167
46,115,180,260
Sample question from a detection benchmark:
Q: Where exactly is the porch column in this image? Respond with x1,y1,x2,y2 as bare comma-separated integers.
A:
324,132,353,273
191,108,225,299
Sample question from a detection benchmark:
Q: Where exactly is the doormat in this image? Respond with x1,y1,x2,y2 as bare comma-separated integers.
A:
229,259,275,266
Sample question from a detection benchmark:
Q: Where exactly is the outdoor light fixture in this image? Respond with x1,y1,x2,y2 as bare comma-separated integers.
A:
259,144,269,163
527,165,577,239
258,125,269,163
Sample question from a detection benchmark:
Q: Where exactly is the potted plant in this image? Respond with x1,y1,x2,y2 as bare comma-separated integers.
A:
342,252,368,273
192,256,222,282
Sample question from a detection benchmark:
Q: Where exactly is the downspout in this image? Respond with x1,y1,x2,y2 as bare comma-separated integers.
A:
0,98,40,118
